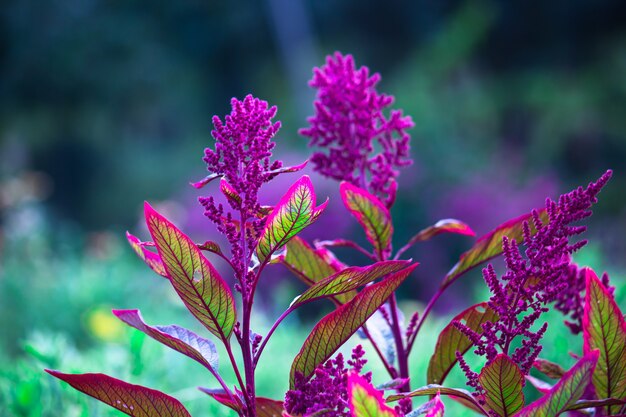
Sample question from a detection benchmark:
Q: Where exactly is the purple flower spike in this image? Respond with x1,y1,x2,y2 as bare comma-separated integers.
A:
455,170,612,387
301,52,414,206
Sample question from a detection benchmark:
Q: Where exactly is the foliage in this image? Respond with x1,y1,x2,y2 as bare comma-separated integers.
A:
44,52,626,417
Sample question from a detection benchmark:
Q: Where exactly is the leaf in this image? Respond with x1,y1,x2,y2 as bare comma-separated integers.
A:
532,359,566,380
441,210,548,289
256,397,285,417
582,268,626,416
423,394,445,417
513,350,599,417
280,236,339,286
565,398,626,411
340,182,393,259
408,219,475,244
198,387,243,413
45,370,192,417
220,178,242,207
198,240,224,257
376,378,411,391
126,232,168,278
363,308,400,366
265,159,308,176
190,172,222,189
427,303,498,385
145,202,236,341
290,264,418,387
479,354,525,417
256,175,327,263
348,372,399,417
525,375,553,394
290,260,410,309
387,385,486,415
113,309,219,373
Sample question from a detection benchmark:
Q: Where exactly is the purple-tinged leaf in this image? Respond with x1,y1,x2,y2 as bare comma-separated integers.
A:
198,240,224,257
363,308,400,366
45,370,192,417
256,175,327,263
290,264,418,387
145,202,236,341
113,309,218,372
408,219,475,244
340,182,393,259
290,260,410,309
386,384,487,416
190,172,222,189
256,397,284,417
266,159,308,176
441,210,548,289
532,359,566,380
126,232,168,278
427,303,498,385
280,237,339,286
513,350,599,417
348,372,399,417
479,354,525,417
525,376,553,394
220,178,242,207
423,394,445,417
376,378,411,391
199,387,244,413
582,268,626,416
565,398,626,411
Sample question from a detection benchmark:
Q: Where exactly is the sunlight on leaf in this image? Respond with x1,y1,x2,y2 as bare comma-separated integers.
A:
479,354,524,417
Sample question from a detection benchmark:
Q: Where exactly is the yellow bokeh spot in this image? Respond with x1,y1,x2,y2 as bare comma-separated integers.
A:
87,308,124,341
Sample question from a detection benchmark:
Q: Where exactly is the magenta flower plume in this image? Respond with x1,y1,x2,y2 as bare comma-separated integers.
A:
300,52,414,205
455,170,612,390
284,345,371,417
199,94,283,286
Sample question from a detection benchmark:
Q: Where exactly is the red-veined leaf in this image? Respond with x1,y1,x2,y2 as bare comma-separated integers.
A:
145,202,236,341
340,182,393,259
256,175,327,263
280,236,339,286
220,178,242,207
126,232,168,278
198,240,224,257
513,350,599,417
45,370,192,417
348,372,399,417
525,376,553,394
113,309,219,373
256,397,284,417
582,268,626,416
290,264,417,387
290,260,410,309
427,303,498,384
386,384,487,416
479,354,525,417
190,172,222,189
532,359,566,379
198,387,243,413
441,210,548,289
565,398,626,411
408,219,475,244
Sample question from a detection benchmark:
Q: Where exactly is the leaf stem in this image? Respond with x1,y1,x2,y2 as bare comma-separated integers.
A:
388,294,410,392
406,286,444,353
253,308,293,366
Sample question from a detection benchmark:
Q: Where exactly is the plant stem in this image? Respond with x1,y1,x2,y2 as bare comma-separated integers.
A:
253,308,292,366
406,286,444,353
388,294,410,392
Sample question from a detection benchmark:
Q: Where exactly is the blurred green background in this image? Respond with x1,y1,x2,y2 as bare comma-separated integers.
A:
1,0,625,416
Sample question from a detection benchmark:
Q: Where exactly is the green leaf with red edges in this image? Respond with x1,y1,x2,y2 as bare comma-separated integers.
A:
113,309,218,373
220,178,242,207
281,237,338,285
290,264,418,387
256,397,284,417
45,370,192,417
145,202,236,341
340,182,393,259
582,268,626,415
513,350,599,417
565,398,626,411
479,354,525,417
532,359,566,379
256,175,327,263
348,372,399,417
408,219,475,245
427,303,498,385
126,232,168,278
423,394,446,417
198,387,243,413
386,384,487,415
290,260,410,309
441,210,548,289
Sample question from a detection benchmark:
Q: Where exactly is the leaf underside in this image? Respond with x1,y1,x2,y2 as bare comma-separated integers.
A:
145,202,236,341
427,302,498,385
46,370,192,417
290,264,417,387
583,268,626,416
